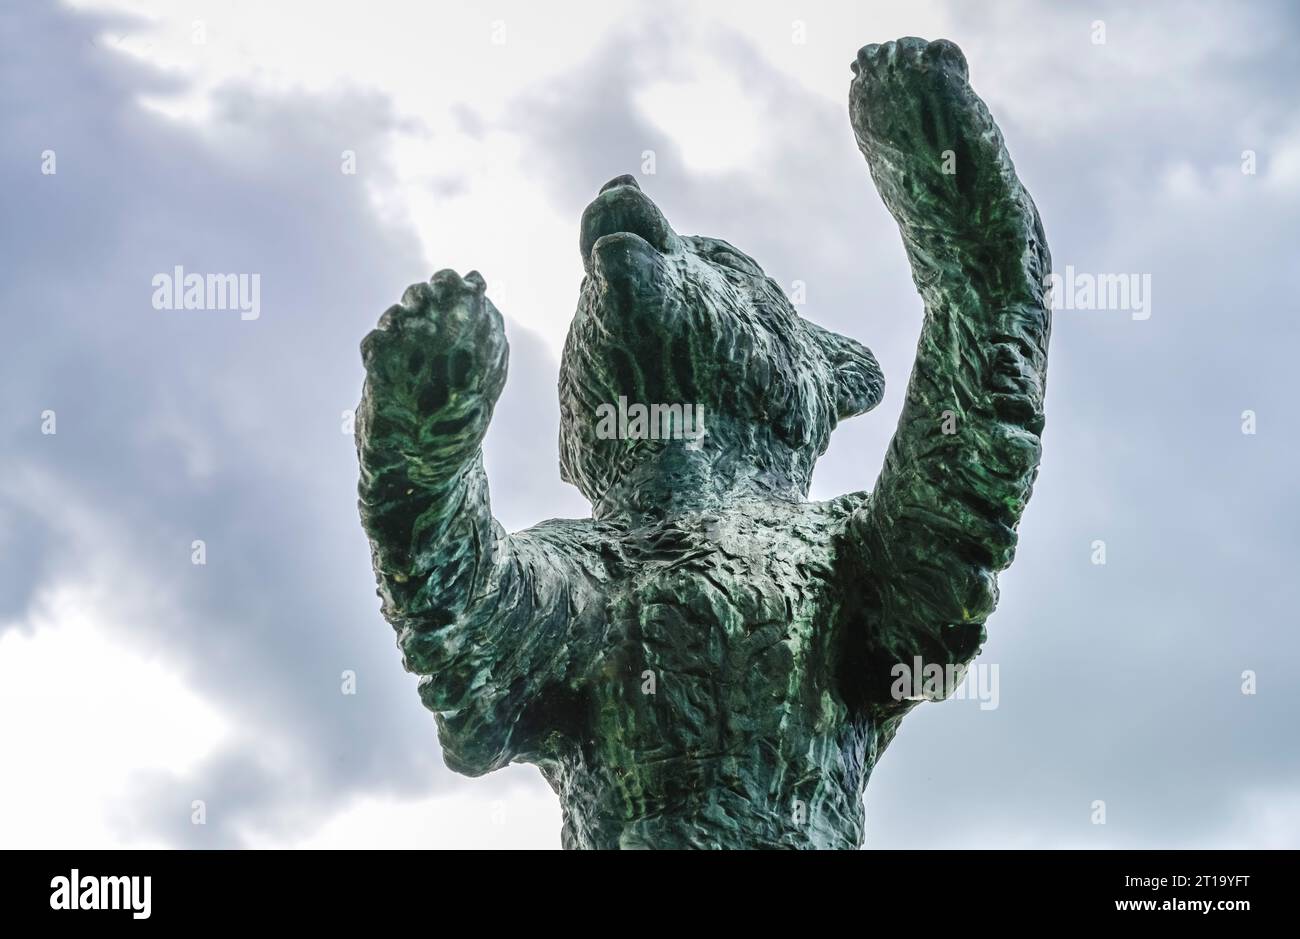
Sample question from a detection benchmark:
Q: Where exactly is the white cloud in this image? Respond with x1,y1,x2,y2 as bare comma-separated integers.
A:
635,64,765,175
62,0,960,357
0,585,231,848
1220,787,1300,849
246,765,560,849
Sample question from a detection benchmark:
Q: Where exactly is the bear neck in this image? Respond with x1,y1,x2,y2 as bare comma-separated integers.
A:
589,423,818,525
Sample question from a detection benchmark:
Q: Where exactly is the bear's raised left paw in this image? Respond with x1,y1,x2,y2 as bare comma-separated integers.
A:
849,37,1025,237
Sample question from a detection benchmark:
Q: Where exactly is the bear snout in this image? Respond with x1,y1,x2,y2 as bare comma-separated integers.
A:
580,180,680,273
599,173,641,193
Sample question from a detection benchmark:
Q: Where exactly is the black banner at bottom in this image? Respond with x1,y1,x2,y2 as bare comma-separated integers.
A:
0,849,1285,927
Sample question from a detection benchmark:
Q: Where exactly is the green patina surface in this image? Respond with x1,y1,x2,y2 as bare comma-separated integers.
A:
355,38,1051,849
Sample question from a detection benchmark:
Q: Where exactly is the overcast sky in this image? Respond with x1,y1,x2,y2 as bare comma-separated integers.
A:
2,0,1297,849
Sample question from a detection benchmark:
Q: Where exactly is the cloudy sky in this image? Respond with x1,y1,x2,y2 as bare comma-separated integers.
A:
2,0,1297,849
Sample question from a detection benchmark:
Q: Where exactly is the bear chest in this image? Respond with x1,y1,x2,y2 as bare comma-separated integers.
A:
588,511,843,759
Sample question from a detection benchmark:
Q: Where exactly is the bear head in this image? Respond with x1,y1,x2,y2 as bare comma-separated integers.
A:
559,175,884,513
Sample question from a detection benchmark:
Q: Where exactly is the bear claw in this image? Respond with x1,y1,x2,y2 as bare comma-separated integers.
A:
852,37,968,81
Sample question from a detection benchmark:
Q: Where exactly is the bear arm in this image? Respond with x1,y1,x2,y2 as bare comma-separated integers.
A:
357,358,600,774
847,39,1051,688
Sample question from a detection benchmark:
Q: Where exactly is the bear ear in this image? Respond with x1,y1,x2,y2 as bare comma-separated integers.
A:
807,321,885,421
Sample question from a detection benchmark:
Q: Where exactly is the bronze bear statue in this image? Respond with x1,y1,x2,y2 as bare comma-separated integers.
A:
356,37,1051,849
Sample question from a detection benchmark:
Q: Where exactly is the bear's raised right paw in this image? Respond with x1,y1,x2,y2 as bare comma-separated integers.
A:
360,268,509,424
